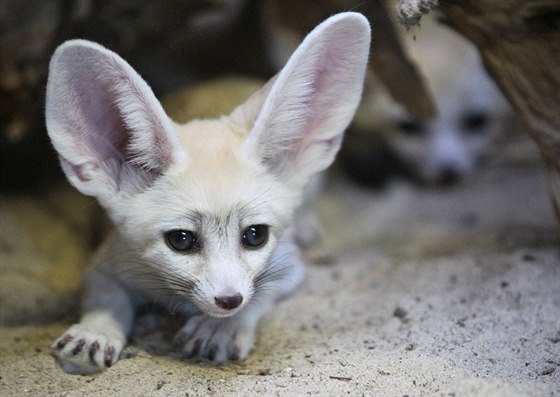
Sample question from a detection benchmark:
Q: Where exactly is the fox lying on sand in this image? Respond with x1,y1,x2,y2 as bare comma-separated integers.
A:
46,13,370,374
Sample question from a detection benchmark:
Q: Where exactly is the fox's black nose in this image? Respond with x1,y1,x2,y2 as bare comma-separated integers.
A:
214,293,243,310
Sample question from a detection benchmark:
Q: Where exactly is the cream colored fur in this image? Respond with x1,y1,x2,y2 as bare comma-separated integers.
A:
45,13,370,374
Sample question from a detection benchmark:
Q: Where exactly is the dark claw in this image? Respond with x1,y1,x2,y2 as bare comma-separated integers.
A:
104,345,115,367
173,333,189,348
205,344,218,361
72,339,86,355
89,341,100,363
229,347,241,361
56,334,73,349
186,339,203,358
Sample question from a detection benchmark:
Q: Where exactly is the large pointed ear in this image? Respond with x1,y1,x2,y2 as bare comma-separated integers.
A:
45,39,186,203
233,12,370,185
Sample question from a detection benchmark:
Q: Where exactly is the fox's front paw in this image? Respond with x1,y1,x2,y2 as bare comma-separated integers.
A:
51,324,125,374
174,315,255,363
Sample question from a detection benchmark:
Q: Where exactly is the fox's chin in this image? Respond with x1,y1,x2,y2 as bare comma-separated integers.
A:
195,299,249,318
202,306,244,318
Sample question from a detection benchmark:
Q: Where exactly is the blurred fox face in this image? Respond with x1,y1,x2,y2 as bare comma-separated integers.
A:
355,17,511,186
391,99,507,185
392,21,510,185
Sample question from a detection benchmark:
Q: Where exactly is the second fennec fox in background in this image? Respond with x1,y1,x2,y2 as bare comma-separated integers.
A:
348,15,512,186
45,13,370,374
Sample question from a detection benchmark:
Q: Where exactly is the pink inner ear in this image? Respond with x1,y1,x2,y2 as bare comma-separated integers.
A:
71,71,130,166
298,46,345,149
241,13,370,181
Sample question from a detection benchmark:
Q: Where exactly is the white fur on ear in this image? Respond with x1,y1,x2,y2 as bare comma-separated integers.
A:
239,12,370,185
46,39,186,201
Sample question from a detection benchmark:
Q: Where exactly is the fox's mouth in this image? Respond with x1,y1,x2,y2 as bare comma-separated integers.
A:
204,308,242,318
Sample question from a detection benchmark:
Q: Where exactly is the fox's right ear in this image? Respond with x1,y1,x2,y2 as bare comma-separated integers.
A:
45,40,186,203
231,12,370,187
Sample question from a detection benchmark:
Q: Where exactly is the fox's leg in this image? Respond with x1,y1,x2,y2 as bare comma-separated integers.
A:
51,267,135,374
174,238,305,362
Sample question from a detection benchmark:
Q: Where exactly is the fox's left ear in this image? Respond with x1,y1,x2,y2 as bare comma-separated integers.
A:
233,12,370,185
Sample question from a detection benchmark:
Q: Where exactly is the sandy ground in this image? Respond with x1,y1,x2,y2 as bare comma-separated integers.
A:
1,156,559,396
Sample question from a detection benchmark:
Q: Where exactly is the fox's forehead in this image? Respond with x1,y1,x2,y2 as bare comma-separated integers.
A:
404,19,502,114
148,118,292,224
174,118,257,181
175,118,247,160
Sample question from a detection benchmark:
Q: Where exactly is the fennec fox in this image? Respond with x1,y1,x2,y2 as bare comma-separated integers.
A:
46,13,370,374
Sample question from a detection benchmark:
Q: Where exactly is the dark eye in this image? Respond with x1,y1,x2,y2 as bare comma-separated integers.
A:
461,111,489,134
165,230,198,252
397,118,425,136
242,225,269,249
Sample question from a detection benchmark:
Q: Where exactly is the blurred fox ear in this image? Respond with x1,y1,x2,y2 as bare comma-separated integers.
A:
45,39,186,202
233,12,370,186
